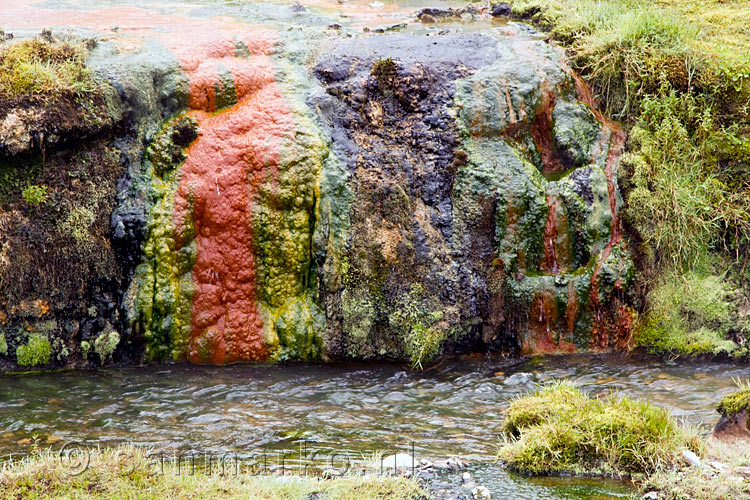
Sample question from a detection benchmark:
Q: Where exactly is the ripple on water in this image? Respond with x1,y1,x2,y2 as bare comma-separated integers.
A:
0,353,742,499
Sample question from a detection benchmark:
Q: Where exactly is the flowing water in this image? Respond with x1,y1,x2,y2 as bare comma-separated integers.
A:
0,354,745,499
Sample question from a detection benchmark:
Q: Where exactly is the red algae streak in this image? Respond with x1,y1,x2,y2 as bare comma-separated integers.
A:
569,69,633,348
540,194,570,274
530,87,565,174
171,33,293,364
524,291,576,354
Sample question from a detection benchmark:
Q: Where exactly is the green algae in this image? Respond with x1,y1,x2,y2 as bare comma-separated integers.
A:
128,114,197,361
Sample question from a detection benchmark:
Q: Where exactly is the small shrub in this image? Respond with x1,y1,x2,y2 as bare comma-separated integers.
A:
499,381,701,476
15,334,52,367
389,284,448,369
21,184,47,205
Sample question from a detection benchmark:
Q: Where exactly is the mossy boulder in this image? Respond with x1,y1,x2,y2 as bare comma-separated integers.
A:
712,389,750,441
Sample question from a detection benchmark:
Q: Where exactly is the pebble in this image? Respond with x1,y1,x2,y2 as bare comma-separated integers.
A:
708,460,728,471
380,453,416,469
682,449,701,467
446,456,468,470
420,458,434,468
321,468,341,479
472,485,492,499
734,466,750,479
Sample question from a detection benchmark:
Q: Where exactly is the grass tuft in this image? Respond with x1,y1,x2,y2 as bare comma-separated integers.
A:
0,445,428,500
498,381,702,476
0,34,97,100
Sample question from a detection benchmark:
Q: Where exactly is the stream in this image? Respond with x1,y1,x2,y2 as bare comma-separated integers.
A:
0,354,744,499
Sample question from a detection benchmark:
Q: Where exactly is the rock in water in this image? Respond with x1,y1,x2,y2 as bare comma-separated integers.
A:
491,3,512,17
380,453,416,469
712,389,750,442
472,486,492,499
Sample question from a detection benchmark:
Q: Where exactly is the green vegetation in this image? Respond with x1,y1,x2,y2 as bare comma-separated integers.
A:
498,381,701,476
717,382,750,418
93,330,120,364
15,334,52,367
508,0,750,357
80,340,91,359
390,284,448,369
371,57,398,88
635,270,744,357
0,333,7,356
21,184,47,205
639,437,750,500
0,446,428,500
0,34,97,100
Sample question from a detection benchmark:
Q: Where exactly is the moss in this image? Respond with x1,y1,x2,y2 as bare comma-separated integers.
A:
499,381,701,476
0,332,7,356
0,34,98,100
80,340,91,359
15,334,52,367
717,389,750,418
93,330,120,364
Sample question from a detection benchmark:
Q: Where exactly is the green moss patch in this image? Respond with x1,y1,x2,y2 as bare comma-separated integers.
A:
717,389,750,418
499,381,701,476
15,334,52,367
635,270,745,358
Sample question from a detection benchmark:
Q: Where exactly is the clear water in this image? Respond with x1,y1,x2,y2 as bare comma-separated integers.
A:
0,354,745,499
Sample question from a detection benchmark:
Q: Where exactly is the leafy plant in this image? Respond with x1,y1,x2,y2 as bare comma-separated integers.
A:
21,184,48,205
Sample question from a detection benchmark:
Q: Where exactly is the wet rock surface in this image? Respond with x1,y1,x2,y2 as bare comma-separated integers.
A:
0,1,634,369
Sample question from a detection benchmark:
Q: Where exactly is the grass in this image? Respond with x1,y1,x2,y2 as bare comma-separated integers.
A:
0,33,98,100
0,446,428,500
634,269,746,358
638,437,750,500
498,381,702,476
508,0,750,358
